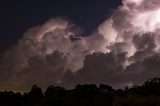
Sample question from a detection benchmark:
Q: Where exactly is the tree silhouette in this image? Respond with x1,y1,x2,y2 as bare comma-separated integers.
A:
0,77,160,106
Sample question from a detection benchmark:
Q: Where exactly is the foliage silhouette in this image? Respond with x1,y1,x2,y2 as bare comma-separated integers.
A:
1,77,160,106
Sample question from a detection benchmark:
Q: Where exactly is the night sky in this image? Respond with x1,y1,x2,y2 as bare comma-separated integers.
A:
1,0,160,91
0,0,121,52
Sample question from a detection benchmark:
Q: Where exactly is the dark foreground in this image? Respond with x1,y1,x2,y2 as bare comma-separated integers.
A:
1,77,160,106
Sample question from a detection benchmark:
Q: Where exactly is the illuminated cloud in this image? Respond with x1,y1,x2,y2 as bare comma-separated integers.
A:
1,0,160,90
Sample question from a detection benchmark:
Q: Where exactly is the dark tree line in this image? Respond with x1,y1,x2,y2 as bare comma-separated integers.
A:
1,77,160,106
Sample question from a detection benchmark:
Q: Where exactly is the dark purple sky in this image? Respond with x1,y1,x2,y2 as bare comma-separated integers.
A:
0,0,121,52
1,0,160,91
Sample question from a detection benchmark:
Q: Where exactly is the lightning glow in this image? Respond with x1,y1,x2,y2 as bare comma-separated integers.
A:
1,0,160,90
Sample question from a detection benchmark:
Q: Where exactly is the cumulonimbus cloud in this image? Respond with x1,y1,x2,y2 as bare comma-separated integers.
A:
1,0,160,91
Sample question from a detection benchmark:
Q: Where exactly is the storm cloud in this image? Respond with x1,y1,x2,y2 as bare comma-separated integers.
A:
1,0,160,91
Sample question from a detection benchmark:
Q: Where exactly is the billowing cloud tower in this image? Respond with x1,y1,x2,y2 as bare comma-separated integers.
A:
1,0,160,91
